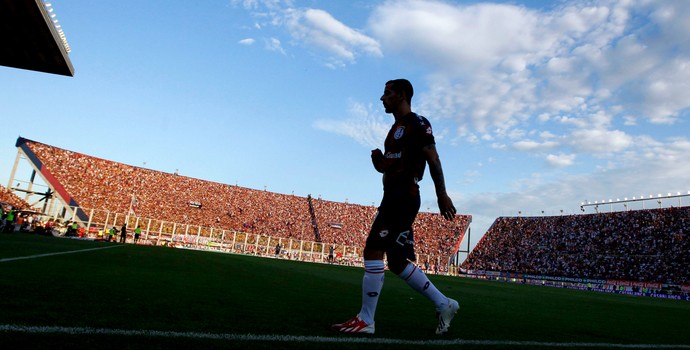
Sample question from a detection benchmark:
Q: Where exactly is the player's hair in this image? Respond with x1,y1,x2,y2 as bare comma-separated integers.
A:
386,79,413,105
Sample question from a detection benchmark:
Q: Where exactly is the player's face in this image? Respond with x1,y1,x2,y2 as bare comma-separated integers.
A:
380,83,402,114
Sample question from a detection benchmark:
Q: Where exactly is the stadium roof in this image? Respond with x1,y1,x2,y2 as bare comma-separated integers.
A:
0,0,74,76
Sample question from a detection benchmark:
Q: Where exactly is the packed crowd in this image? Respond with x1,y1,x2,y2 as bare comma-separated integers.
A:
462,208,690,284
26,141,315,240
0,184,30,209
414,212,470,267
20,139,470,264
309,198,376,247
1,184,37,233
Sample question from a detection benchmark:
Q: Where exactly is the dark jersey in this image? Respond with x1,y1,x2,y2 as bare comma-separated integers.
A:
379,113,435,189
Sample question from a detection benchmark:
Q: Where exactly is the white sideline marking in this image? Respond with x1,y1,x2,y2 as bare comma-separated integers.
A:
1,325,689,348
0,245,123,263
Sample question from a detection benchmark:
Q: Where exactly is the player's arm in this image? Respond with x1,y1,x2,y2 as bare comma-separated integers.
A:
422,143,457,221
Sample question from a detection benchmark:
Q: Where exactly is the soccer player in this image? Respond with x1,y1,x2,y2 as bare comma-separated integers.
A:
331,79,459,335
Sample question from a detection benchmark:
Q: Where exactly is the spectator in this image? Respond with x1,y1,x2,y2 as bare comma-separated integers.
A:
120,223,127,243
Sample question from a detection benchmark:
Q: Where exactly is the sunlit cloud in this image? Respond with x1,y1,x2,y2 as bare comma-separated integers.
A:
313,101,388,149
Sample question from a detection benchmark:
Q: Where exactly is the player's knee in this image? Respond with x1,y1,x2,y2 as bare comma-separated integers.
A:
386,255,407,275
363,247,385,261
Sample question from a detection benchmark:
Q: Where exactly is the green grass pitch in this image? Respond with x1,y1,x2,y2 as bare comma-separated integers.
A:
1,233,688,350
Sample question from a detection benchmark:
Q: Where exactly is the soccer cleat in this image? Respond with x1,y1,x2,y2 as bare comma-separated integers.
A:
330,315,375,334
435,298,459,335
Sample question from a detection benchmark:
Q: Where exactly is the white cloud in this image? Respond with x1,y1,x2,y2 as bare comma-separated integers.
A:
232,0,287,12
366,0,690,140
284,8,382,65
238,38,256,45
369,1,551,72
512,139,559,151
236,0,690,145
545,153,576,167
264,37,285,54
540,131,556,139
235,2,381,67
568,128,632,154
312,101,389,149
623,115,637,126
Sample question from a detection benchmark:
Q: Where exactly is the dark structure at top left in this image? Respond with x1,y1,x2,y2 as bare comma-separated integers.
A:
0,0,74,76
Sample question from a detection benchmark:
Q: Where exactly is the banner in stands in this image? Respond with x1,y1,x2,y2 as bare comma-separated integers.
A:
606,279,662,290
520,273,606,285
465,270,689,301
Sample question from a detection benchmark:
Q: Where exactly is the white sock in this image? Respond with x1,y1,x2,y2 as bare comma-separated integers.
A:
358,260,385,325
399,262,447,310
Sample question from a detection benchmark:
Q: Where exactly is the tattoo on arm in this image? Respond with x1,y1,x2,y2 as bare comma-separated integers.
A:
423,144,447,194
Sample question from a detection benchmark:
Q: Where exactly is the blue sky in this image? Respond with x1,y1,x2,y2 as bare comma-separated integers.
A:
2,0,689,252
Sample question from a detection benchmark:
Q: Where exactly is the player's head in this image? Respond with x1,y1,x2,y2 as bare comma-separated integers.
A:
385,79,413,105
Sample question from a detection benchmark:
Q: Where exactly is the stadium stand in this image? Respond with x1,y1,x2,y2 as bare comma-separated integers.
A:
16,138,314,239
310,197,376,246
461,208,690,285
9,137,471,270
0,184,31,209
1,184,38,233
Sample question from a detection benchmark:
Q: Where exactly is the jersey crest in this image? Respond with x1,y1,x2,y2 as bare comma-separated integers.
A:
394,126,405,140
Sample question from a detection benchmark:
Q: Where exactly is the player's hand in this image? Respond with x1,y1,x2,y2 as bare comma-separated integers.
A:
438,193,456,221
